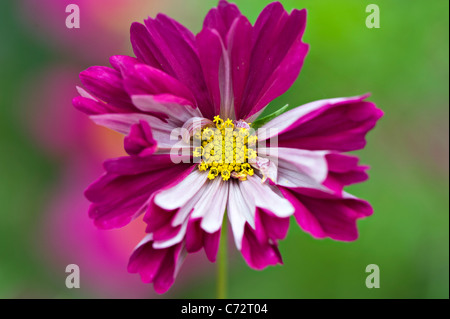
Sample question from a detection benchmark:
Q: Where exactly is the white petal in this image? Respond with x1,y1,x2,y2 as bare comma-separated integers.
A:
227,181,255,250
241,175,294,218
171,183,209,227
76,86,97,100
259,147,330,190
154,170,208,210
195,179,229,234
257,96,365,141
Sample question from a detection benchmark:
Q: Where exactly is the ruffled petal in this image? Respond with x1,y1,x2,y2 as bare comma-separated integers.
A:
323,153,369,194
227,175,293,250
124,120,157,156
127,235,185,294
85,155,194,229
240,208,289,270
281,187,373,241
186,218,221,262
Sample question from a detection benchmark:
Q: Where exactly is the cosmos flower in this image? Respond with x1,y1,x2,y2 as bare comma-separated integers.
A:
73,0,383,293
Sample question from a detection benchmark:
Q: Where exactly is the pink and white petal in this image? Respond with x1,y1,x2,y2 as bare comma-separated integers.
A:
89,113,185,151
153,220,188,249
259,95,383,152
89,112,165,135
241,175,294,218
258,96,364,141
281,187,373,241
132,16,208,113
128,234,164,282
132,94,201,126
141,15,216,119
85,156,194,229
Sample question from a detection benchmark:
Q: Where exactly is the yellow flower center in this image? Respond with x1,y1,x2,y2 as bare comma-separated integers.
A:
193,116,257,181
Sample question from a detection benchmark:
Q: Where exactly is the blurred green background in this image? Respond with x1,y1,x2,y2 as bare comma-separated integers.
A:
0,0,448,298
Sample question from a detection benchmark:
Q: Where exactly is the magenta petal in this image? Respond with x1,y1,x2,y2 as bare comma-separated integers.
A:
109,55,140,74
72,96,114,115
128,238,183,294
203,229,221,262
128,239,167,283
276,98,384,152
239,6,308,119
103,154,181,175
123,64,195,104
79,66,136,112
241,223,283,270
203,0,242,40
130,22,161,68
281,187,373,241
185,218,221,262
254,208,290,244
143,200,182,242
228,16,253,120
85,157,194,229
140,15,215,119
153,243,184,294
197,28,223,116
323,153,369,193
185,219,204,254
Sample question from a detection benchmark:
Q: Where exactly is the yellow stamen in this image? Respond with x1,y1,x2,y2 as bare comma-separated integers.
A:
193,115,258,181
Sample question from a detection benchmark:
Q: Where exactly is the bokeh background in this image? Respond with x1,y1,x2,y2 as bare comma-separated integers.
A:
0,0,448,299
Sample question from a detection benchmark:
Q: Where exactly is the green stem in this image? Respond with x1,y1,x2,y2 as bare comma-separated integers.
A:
217,216,227,299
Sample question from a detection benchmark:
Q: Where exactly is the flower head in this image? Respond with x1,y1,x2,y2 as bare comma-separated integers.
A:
73,0,383,293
